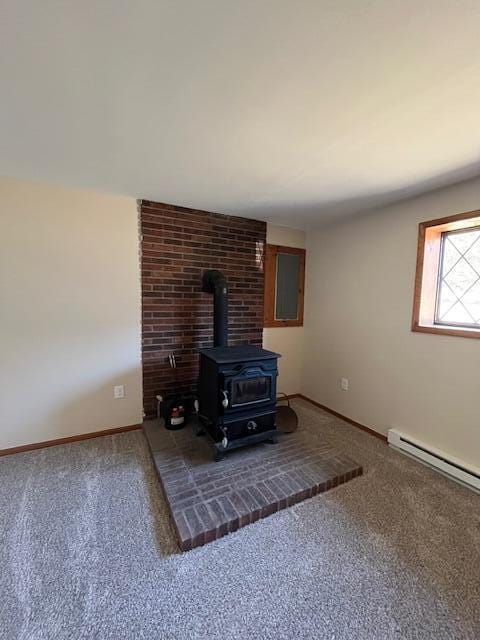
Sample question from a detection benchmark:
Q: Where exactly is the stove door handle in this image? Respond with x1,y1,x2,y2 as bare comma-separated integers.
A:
221,390,229,409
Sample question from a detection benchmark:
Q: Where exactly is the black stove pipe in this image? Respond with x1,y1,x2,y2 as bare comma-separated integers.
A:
202,270,228,347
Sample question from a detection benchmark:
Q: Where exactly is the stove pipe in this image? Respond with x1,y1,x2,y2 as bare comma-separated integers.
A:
202,270,228,347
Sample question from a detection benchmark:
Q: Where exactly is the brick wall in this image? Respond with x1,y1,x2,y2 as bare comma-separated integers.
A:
140,200,266,417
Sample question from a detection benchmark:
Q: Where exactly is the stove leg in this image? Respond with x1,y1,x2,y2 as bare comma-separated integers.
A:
214,448,226,462
195,424,206,437
195,415,209,437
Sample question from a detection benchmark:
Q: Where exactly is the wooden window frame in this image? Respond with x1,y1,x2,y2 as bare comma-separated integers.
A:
264,244,305,328
412,208,480,339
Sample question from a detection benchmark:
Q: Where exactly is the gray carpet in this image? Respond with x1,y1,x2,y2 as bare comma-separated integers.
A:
1,399,479,640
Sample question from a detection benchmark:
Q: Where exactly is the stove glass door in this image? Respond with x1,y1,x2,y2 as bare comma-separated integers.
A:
231,375,271,407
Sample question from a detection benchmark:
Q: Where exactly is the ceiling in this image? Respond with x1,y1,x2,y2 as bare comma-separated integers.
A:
1,1,480,228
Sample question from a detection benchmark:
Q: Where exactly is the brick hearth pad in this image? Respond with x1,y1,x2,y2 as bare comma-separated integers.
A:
143,416,363,551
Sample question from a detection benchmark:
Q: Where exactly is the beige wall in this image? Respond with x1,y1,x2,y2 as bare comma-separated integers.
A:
6,174,477,466
303,176,480,469
0,177,142,449
263,224,305,396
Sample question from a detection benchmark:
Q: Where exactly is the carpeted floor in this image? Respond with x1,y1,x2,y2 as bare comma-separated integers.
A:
1,399,479,640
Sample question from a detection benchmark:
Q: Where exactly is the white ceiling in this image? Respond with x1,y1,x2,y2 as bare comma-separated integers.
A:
1,1,480,228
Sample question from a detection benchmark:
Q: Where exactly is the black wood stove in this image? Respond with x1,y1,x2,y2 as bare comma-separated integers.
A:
198,270,280,460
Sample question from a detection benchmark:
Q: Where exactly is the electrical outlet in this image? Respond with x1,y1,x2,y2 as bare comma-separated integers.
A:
114,385,125,399
341,377,349,391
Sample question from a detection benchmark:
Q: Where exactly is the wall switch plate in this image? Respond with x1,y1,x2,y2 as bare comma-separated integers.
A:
341,378,349,391
114,385,125,399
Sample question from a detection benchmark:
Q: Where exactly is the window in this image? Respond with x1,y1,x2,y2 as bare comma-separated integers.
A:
412,209,480,338
436,228,480,327
264,244,305,327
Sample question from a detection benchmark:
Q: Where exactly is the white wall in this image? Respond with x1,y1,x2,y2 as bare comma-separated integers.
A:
0,177,142,449
303,176,480,469
263,224,305,396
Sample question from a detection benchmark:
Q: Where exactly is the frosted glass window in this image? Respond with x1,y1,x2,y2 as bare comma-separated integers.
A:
264,244,305,327
275,253,300,320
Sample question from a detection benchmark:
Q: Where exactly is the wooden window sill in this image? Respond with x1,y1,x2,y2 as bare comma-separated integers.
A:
412,322,480,339
264,320,303,328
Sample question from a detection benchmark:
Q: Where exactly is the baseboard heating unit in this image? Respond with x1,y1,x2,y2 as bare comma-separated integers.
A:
387,429,480,493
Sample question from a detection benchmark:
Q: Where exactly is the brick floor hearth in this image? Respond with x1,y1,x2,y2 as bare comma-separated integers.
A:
143,412,363,551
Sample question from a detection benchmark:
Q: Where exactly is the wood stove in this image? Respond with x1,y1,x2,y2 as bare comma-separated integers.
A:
198,270,280,460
